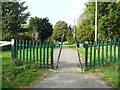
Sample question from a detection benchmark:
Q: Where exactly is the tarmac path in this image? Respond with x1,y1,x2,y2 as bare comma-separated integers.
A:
30,45,111,88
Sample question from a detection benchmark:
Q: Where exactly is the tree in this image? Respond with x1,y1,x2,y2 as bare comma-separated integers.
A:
52,21,68,41
66,25,74,44
2,0,30,40
76,2,95,43
77,2,120,43
29,17,53,41
98,2,120,40
76,19,95,43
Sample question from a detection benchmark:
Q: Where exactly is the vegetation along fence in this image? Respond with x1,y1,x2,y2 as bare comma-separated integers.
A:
11,39,54,68
84,38,120,68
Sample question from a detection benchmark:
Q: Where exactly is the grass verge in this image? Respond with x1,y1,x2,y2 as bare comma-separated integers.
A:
1,50,49,88
85,62,119,88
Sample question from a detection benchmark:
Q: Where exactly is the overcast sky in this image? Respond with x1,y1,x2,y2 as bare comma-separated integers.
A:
22,0,88,26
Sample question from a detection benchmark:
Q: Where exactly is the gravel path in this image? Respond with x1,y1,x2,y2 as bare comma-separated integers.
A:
30,45,111,88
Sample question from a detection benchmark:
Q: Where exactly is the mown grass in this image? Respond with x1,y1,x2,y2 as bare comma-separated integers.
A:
1,50,49,88
63,41,74,45
65,42,119,88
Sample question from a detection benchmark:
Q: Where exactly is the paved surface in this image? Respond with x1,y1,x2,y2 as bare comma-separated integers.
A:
30,45,111,88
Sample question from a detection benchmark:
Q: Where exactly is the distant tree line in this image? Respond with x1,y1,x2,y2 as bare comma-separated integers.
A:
2,0,120,43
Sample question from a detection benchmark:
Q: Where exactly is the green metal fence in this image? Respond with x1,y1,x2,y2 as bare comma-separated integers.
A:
84,38,120,68
11,39,54,68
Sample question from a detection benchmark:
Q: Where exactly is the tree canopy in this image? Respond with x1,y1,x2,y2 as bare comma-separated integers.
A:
29,17,53,41
2,0,30,40
52,21,68,41
76,2,120,43
66,25,74,44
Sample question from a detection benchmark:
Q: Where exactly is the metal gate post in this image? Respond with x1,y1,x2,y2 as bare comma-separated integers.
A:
73,34,82,70
55,34,65,69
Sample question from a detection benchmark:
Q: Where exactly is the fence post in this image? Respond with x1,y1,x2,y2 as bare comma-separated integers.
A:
16,40,18,59
85,43,88,68
40,41,42,67
43,41,46,67
36,41,38,63
19,40,22,59
102,40,104,65
90,41,92,66
47,42,49,68
11,39,15,59
118,38,120,61
98,41,100,66
106,40,108,62
110,39,112,62
22,40,25,60
94,41,96,68
26,40,28,61
32,41,35,62
114,38,116,62
29,40,32,62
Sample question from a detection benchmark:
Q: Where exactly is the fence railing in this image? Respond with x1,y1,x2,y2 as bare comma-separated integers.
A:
12,39,54,68
0,39,14,47
84,38,120,68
